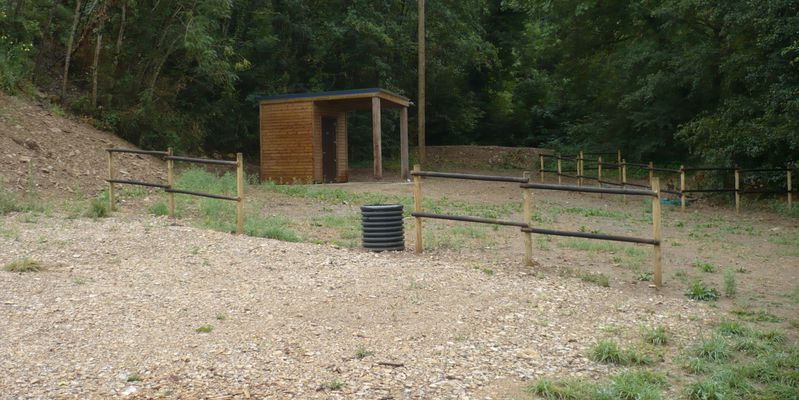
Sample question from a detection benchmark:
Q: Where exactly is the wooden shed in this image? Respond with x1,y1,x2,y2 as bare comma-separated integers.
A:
257,88,411,184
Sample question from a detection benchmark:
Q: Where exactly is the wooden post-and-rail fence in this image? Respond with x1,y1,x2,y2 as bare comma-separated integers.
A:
538,152,794,213
106,148,245,234
411,165,664,288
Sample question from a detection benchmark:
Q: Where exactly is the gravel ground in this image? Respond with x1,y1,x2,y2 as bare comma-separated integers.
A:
0,213,715,399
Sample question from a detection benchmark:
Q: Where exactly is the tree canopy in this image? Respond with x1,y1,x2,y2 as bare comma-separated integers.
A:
2,0,797,167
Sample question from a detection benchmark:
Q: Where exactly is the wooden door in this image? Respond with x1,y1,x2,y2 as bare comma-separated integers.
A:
322,116,337,182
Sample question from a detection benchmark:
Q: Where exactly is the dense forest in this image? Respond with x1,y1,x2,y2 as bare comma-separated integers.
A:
1,0,798,167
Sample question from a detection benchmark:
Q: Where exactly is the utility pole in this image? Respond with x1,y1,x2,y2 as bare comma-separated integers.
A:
417,0,425,165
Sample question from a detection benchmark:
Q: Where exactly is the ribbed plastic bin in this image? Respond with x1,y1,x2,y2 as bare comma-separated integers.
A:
361,204,405,251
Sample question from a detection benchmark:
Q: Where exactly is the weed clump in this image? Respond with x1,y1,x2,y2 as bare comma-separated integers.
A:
3,257,44,272
686,280,720,301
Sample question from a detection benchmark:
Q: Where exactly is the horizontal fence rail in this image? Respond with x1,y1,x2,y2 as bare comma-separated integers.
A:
521,182,656,197
107,148,245,234
107,148,170,156
410,170,528,183
165,155,238,166
165,188,239,201
521,227,659,246
411,212,527,228
106,179,169,189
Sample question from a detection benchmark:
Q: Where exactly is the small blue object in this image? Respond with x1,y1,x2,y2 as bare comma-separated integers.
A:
660,198,688,206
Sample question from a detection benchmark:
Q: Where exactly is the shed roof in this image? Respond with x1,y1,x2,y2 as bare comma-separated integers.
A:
256,88,411,109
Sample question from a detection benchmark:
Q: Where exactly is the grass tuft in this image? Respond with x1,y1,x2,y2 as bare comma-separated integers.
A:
3,257,45,272
320,379,345,391
354,347,373,359
685,280,720,301
195,324,213,333
691,336,729,362
590,340,652,366
723,269,736,298
644,326,669,346
693,260,718,273
580,272,610,287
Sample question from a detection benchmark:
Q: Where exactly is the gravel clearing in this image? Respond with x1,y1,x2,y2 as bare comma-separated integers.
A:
1,214,715,399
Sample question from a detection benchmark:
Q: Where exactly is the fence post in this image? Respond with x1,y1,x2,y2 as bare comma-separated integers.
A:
617,149,622,184
734,167,740,214
107,150,115,211
236,153,244,235
557,155,562,185
578,151,584,186
413,164,423,254
523,172,533,266
622,159,628,204
680,165,686,211
539,154,545,183
648,161,654,184
167,147,175,218
788,169,793,208
597,156,603,198
651,177,662,289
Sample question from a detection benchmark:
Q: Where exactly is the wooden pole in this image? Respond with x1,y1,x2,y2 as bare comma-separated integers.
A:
680,165,686,211
617,149,622,183
651,177,662,289
597,156,603,185
167,147,175,218
539,154,545,183
400,107,409,180
734,168,740,214
413,164,423,254
648,161,654,185
417,0,426,165
236,153,244,235
107,150,115,211
578,151,584,186
788,170,793,208
372,96,383,180
622,159,627,204
557,155,562,185
523,172,533,267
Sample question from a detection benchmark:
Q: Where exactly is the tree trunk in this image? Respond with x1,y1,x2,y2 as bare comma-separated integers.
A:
112,2,125,73
62,0,83,102
91,31,102,108
14,0,24,18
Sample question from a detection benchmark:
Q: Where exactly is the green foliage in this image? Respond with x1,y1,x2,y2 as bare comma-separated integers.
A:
692,260,717,273
195,325,213,333
686,280,720,301
85,195,109,219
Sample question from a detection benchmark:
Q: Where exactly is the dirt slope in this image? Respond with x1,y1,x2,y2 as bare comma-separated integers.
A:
0,93,164,197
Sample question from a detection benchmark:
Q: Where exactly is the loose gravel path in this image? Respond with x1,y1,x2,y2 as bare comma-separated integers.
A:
0,214,715,399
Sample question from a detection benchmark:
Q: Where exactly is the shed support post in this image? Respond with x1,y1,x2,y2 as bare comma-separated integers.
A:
400,107,409,180
372,96,382,180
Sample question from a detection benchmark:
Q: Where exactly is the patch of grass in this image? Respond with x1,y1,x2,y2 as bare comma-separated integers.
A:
560,239,622,253
354,347,373,359
195,325,213,333
215,313,226,321
685,280,720,301
561,207,629,219
85,195,109,219
723,269,736,298
481,267,494,275
0,188,47,215
526,377,595,399
637,271,654,282
319,379,345,391
789,287,799,304
148,201,169,216
3,257,45,272
589,340,652,365
243,214,300,242
73,277,87,285
580,272,610,287
527,370,667,400
692,260,717,273
126,372,142,382
690,336,729,362
731,308,783,323
643,326,669,346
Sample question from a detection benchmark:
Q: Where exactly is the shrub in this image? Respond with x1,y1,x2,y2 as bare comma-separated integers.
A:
644,326,669,346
